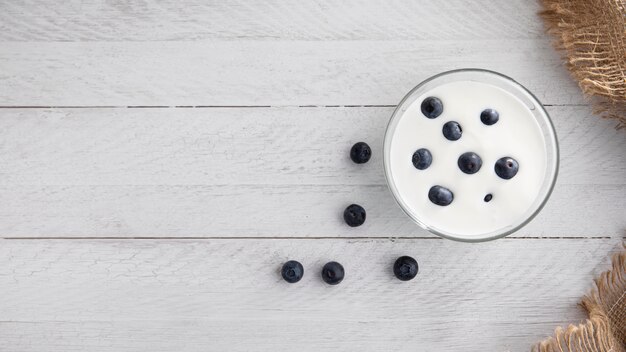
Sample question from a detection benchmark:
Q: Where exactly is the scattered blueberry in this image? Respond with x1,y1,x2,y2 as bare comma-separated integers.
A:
412,148,433,170
480,109,499,125
484,194,493,202
457,152,483,174
495,157,519,179
281,260,304,283
321,261,345,285
442,121,462,141
393,256,419,281
428,185,454,206
350,142,372,164
344,204,366,227
420,97,443,119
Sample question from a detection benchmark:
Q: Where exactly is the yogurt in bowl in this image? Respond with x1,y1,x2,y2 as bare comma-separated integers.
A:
383,69,559,242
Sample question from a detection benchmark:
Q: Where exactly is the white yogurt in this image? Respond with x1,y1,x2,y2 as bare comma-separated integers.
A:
385,77,554,240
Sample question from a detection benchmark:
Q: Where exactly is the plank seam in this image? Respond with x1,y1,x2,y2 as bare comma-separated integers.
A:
0,104,587,109
1,236,620,240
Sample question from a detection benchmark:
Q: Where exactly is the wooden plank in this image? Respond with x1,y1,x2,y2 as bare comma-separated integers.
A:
0,184,623,238
0,40,582,106
0,0,544,41
0,106,623,238
0,238,622,351
0,106,623,187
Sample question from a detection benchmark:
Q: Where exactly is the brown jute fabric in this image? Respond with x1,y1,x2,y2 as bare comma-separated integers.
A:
533,246,626,352
539,0,626,129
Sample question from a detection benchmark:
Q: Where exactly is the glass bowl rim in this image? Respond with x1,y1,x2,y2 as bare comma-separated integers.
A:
382,68,560,242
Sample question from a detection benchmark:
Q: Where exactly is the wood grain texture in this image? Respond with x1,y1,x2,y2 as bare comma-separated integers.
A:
0,40,583,106
0,106,623,186
0,106,624,238
0,238,623,352
0,184,623,238
1,1,623,351
0,0,544,42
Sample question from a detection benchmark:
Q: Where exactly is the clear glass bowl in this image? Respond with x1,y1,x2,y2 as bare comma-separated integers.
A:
383,69,559,242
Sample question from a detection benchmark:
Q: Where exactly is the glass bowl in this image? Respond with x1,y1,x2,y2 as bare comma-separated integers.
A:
383,69,559,242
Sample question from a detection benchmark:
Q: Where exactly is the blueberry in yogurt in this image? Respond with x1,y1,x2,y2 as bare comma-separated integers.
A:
495,157,519,179
420,97,443,119
428,185,454,206
480,109,499,125
457,152,483,174
412,148,432,170
442,121,462,141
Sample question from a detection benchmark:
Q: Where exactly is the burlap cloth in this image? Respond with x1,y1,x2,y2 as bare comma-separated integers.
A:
534,1,626,349
533,247,626,351
540,0,626,128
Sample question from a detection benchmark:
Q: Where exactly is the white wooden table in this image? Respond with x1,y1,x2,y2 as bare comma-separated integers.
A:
1,1,625,351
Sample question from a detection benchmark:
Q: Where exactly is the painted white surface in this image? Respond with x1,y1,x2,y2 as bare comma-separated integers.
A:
0,0,545,41
0,40,584,106
0,239,624,352
0,106,623,238
0,1,624,351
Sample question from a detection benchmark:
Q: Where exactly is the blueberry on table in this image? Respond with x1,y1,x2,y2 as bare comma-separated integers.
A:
321,261,345,285
350,142,372,164
495,157,519,179
420,97,443,119
281,260,304,283
457,152,483,174
442,121,462,141
393,256,418,281
428,185,454,206
480,109,499,125
343,204,366,227
412,148,433,170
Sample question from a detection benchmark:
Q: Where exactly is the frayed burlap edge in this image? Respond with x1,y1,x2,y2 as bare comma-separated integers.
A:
539,0,626,129
533,245,626,352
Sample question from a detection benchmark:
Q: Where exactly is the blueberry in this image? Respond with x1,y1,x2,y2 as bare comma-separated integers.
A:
412,148,432,170
428,185,454,206
343,204,366,227
321,261,345,285
350,142,371,164
281,260,304,283
484,194,493,202
420,97,443,119
442,121,462,141
457,152,483,174
495,157,519,179
393,256,418,281
480,109,499,125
